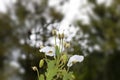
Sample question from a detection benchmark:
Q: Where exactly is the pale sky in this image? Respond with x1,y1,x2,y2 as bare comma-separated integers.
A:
0,0,16,13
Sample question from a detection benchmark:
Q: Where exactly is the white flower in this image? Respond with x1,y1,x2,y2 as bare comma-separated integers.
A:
39,46,55,57
67,55,84,67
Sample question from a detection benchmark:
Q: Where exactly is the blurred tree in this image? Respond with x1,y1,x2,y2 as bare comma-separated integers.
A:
0,0,63,80
75,0,120,80
0,0,120,80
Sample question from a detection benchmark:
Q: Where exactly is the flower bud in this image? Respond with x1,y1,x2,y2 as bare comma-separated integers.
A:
52,29,57,36
39,59,44,68
32,66,37,71
64,42,70,48
60,54,68,64
58,33,61,40
61,33,64,39
58,33,64,40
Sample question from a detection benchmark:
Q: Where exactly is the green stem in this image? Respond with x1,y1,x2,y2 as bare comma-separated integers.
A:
58,61,64,68
54,36,57,59
44,55,49,62
55,36,56,46
36,68,40,80
59,62,65,69
59,39,61,53
61,39,64,52
67,67,70,72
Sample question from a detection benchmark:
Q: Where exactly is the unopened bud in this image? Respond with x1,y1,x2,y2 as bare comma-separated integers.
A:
32,66,37,71
60,54,68,64
61,33,64,39
58,33,61,40
52,29,57,36
58,33,64,40
39,59,44,68
64,42,70,48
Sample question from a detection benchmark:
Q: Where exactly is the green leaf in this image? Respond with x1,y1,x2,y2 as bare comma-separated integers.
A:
45,60,58,80
62,70,74,80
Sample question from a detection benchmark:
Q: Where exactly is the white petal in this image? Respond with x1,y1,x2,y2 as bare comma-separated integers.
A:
67,61,73,67
67,55,84,67
39,46,50,52
39,46,55,57
71,55,84,62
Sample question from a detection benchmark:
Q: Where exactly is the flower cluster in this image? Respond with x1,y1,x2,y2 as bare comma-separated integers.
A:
32,29,84,80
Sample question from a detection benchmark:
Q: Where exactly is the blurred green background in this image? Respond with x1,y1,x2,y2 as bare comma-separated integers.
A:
0,0,120,80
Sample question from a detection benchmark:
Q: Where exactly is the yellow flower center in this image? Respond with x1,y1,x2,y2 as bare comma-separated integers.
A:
72,61,77,64
48,51,53,54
